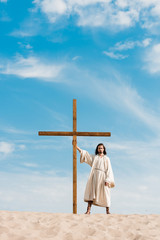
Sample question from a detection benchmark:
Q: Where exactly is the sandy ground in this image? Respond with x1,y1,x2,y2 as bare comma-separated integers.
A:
0,211,159,240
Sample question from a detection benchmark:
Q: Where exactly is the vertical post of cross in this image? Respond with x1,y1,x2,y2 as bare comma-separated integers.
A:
73,99,77,214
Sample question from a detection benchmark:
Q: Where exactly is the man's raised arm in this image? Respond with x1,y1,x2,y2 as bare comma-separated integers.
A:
72,140,82,153
76,145,82,153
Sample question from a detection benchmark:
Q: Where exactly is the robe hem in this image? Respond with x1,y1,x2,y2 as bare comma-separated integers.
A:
84,199,110,208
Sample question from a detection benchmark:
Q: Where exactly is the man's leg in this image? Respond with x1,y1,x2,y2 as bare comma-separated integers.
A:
85,201,93,214
106,207,110,214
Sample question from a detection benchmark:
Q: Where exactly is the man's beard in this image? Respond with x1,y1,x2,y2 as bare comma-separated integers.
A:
98,151,104,154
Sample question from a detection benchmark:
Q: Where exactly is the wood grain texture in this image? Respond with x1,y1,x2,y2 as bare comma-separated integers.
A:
38,131,111,136
73,99,77,214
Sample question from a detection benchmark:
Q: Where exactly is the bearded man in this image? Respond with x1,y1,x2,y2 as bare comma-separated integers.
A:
76,143,115,214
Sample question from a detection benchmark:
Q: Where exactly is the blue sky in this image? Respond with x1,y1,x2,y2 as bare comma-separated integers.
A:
0,0,160,214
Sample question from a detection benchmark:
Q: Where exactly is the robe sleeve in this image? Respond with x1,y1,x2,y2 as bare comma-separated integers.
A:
105,157,115,188
80,150,93,167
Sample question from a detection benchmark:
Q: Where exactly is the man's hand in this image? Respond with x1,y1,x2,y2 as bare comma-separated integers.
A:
105,182,109,187
72,140,77,145
72,140,82,153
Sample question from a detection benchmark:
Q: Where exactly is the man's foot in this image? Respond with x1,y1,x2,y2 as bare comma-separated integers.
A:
85,206,91,214
106,207,110,214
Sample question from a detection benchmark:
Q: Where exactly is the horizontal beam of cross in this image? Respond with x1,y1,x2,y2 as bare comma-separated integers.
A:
38,131,111,137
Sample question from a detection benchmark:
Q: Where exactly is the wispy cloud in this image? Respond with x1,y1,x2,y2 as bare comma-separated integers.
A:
0,54,64,81
22,162,38,168
18,42,33,50
1,126,32,135
92,78,160,133
72,56,81,61
61,63,160,134
112,38,152,51
103,51,128,60
103,38,152,59
10,30,37,37
144,43,160,74
71,65,160,134
10,14,42,37
33,101,70,130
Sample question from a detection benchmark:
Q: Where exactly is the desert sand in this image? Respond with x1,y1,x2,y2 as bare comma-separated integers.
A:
0,211,159,240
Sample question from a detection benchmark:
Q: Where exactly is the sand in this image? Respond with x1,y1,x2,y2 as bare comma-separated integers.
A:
0,211,159,240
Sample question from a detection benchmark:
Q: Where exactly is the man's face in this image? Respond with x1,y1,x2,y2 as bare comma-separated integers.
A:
98,145,104,154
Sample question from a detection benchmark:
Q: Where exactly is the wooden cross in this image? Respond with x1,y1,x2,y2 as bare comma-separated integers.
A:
38,99,111,214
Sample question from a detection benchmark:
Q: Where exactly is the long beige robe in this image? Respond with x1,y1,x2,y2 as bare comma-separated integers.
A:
80,150,115,207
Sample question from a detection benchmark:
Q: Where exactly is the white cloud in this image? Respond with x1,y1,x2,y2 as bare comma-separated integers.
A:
111,8,139,28
0,142,15,157
10,30,36,37
116,0,128,8
0,55,64,81
18,42,33,50
41,0,67,15
103,51,128,60
33,0,160,30
151,3,160,17
0,140,27,159
0,0,7,2
22,162,38,168
113,38,152,51
73,2,139,29
144,43,160,74
104,38,152,59
33,0,138,28
114,41,136,51
142,38,152,47
75,6,108,27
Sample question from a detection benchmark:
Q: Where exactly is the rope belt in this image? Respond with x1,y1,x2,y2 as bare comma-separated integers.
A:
94,168,106,173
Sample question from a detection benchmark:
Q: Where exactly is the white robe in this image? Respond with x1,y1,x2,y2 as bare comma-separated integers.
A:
80,150,115,207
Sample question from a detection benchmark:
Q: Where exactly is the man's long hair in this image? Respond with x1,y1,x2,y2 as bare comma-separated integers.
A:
95,143,107,155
